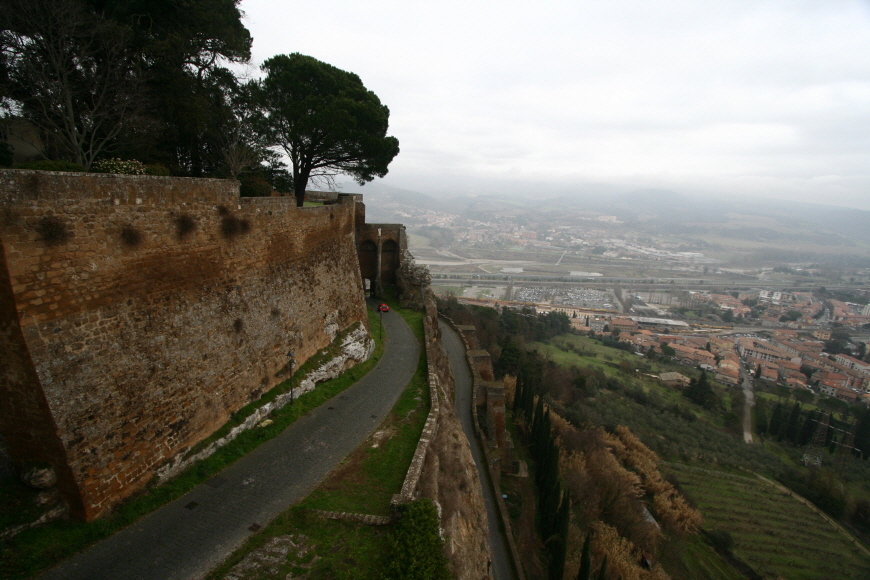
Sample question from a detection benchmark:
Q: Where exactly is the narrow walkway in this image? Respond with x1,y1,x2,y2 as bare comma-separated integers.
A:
40,308,419,580
740,367,755,444
440,320,516,580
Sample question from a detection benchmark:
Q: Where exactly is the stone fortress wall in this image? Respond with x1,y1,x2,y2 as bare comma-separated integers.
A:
307,189,408,298
0,170,370,520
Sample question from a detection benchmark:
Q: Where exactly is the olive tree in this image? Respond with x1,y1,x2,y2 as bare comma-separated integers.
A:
259,53,399,207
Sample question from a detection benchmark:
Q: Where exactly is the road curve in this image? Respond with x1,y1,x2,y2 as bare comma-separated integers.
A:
40,305,419,580
439,319,516,580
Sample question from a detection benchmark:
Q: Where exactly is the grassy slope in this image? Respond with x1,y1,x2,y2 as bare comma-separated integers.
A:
529,333,726,417
528,333,857,578
668,464,870,580
658,534,745,580
536,332,870,578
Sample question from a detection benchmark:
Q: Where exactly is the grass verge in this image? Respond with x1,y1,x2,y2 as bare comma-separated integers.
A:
0,308,386,580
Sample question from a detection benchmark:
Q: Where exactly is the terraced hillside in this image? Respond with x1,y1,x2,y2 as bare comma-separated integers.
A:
668,464,870,580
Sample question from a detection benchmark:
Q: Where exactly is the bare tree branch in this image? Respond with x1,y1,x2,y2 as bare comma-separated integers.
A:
1,0,148,169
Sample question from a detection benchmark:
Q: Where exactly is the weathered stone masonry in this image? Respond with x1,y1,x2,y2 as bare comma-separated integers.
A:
0,170,369,520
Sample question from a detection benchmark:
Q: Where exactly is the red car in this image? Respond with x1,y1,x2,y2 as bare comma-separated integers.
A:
377,303,390,312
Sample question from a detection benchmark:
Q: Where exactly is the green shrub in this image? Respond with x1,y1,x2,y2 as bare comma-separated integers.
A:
705,529,734,554
91,158,146,175
384,499,451,580
0,142,13,167
145,164,171,176
239,172,273,197
15,160,86,172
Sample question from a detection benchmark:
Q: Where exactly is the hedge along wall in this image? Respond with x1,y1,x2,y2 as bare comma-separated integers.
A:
0,170,369,520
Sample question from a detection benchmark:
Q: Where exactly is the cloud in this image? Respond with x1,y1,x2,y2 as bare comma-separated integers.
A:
242,0,870,209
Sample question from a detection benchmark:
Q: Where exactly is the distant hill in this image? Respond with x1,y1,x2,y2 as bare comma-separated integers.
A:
338,181,458,222
342,180,870,262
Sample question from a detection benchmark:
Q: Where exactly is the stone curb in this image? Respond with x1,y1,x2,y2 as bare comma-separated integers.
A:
156,326,375,483
0,502,68,541
310,510,391,526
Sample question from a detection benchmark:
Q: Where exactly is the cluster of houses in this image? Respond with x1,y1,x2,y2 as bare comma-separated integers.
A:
568,311,870,405
536,290,868,404
704,290,823,327
569,314,745,384
464,294,870,406
735,331,870,403
829,299,870,328
698,290,870,331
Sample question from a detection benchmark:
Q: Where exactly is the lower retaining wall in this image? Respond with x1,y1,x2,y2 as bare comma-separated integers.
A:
392,291,443,506
310,510,391,526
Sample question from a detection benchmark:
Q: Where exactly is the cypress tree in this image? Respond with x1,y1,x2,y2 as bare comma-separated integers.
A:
557,491,571,538
595,556,608,580
785,402,802,444
524,384,535,424
755,400,768,435
533,397,546,445
769,403,784,436
548,492,570,580
513,373,525,414
799,409,820,447
576,531,592,580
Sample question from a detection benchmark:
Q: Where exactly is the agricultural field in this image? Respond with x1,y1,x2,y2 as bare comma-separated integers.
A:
658,534,745,580
667,464,870,580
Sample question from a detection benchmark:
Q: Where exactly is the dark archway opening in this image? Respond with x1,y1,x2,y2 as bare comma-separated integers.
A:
381,239,399,285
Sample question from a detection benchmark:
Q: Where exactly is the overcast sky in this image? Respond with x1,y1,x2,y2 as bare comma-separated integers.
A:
241,0,870,210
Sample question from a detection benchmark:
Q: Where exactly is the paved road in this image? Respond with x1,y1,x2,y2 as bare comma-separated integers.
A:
440,320,515,580
740,367,756,444
40,305,419,580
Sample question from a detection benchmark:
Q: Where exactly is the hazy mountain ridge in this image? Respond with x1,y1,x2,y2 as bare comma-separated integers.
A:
341,182,870,251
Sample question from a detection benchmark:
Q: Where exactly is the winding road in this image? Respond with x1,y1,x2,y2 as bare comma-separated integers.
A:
39,304,419,580
440,320,516,580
